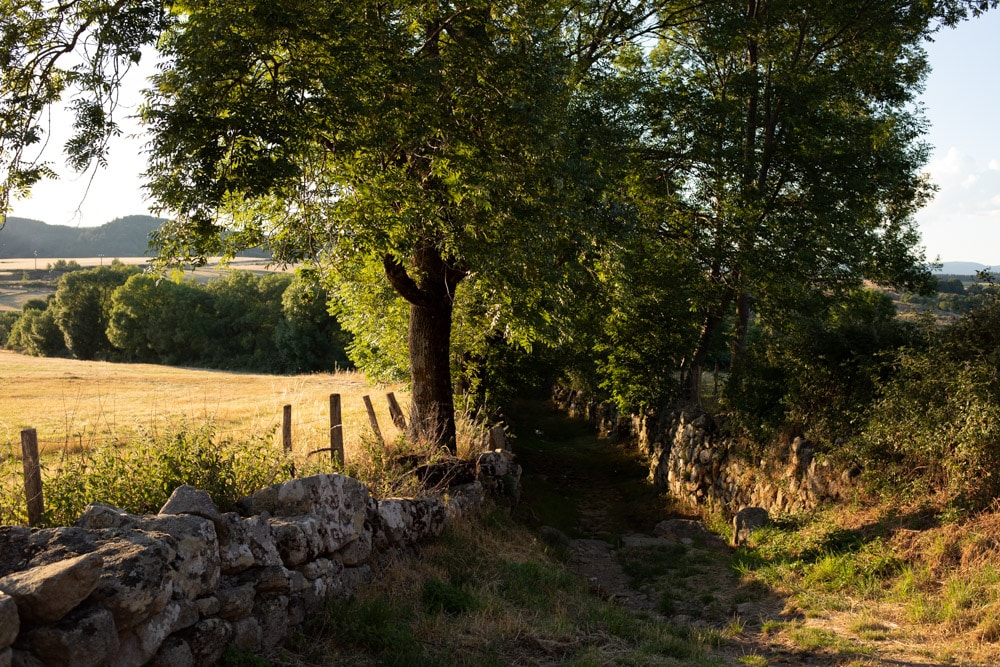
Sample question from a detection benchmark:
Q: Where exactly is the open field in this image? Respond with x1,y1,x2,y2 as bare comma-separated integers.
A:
0,350,407,462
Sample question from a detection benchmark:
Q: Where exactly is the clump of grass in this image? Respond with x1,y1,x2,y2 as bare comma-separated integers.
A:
849,613,893,641
301,595,426,666
421,578,478,616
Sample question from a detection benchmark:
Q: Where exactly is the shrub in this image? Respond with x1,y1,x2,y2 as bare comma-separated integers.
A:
725,288,914,446
858,295,1000,510
858,350,1000,510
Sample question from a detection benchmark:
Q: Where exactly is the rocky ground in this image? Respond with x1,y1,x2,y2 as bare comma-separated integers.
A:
510,401,978,667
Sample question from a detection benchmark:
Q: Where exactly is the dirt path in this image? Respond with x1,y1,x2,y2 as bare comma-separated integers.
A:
509,401,969,667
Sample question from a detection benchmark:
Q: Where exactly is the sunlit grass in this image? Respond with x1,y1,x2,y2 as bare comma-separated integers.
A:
0,350,408,461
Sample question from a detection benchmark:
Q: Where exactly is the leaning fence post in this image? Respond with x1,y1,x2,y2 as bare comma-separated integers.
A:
21,428,43,526
329,394,344,465
362,395,384,446
282,405,292,453
386,392,407,430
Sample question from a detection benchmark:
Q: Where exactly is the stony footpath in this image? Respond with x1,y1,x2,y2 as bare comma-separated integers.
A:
0,451,520,666
515,399,989,667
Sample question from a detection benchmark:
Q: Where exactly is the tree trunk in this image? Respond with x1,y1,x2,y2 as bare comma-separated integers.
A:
681,300,730,404
383,246,465,454
732,291,752,365
407,296,456,451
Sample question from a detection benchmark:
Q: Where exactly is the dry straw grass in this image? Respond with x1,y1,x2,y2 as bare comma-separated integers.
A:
0,350,408,463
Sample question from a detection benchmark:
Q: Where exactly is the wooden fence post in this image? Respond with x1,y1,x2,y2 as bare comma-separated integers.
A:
329,394,344,465
21,428,43,526
489,424,508,451
282,404,292,453
385,392,407,430
362,395,384,445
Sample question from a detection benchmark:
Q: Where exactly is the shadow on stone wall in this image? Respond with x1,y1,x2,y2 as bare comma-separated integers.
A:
551,387,859,519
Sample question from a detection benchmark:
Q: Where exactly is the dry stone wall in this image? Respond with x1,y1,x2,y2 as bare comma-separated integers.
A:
0,451,520,667
648,411,860,516
552,387,858,518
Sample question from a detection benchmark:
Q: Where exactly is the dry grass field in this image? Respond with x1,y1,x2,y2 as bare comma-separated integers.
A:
0,350,407,463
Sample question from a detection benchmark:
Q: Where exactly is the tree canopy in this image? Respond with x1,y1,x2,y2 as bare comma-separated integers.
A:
140,0,650,448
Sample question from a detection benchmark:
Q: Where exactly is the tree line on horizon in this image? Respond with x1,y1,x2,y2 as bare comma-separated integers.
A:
0,263,351,374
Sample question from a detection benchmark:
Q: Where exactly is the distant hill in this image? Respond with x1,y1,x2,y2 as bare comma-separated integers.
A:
932,261,993,276
0,215,164,258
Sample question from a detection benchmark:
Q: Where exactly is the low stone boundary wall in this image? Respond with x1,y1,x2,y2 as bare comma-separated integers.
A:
552,387,858,518
0,451,520,667
648,412,860,516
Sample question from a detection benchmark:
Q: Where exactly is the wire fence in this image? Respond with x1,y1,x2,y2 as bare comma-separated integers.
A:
3,390,411,527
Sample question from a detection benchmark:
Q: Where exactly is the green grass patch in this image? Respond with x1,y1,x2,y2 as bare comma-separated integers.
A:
618,542,689,587
787,625,872,656
421,578,478,615
35,421,294,526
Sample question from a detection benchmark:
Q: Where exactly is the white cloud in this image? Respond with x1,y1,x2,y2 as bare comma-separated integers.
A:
917,148,1000,263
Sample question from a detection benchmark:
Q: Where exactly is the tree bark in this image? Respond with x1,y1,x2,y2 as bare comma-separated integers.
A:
732,291,753,364
407,295,455,450
384,246,465,454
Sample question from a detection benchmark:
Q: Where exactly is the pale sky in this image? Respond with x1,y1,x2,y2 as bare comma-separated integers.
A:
8,11,1000,264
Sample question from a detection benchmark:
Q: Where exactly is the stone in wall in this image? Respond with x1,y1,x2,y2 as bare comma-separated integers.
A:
0,551,102,625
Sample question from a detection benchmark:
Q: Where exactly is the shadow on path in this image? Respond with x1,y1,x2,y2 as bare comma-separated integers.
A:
507,399,978,667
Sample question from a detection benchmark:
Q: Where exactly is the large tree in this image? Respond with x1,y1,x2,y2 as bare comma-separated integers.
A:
636,0,994,401
140,0,649,449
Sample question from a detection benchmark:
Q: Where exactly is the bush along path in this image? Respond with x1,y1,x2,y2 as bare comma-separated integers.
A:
509,401,995,667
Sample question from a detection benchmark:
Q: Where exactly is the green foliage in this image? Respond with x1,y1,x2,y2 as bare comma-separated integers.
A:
42,422,294,526
7,296,67,356
852,294,1000,509
858,342,1000,510
629,0,941,398
0,0,167,213
52,264,140,360
202,271,291,370
141,0,647,444
0,310,20,347
276,270,352,373
106,269,352,373
936,277,967,295
107,273,213,363
592,237,703,411
47,259,82,272
725,288,914,445
326,256,410,383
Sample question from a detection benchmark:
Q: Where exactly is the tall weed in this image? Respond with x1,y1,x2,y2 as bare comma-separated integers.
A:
41,421,294,525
